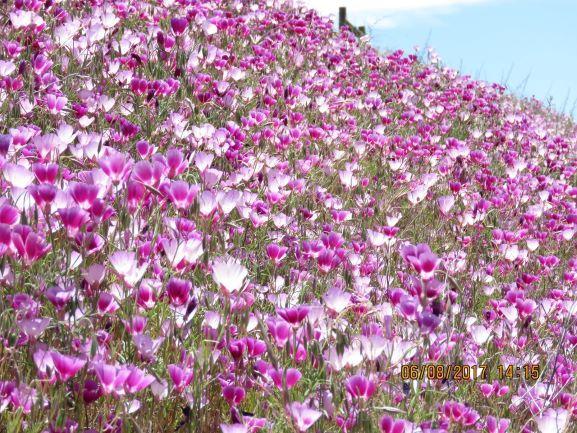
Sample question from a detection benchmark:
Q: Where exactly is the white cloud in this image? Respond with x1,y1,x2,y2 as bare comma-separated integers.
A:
300,0,495,29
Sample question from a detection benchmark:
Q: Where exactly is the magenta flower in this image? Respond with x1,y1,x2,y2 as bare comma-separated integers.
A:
267,319,291,346
440,400,480,426
401,243,441,280
29,184,57,208
222,385,245,406
0,204,20,225
165,148,188,177
268,367,302,390
45,93,67,114
57,207,89,237
166,277,192,307
11,225,51,266
345,374,376,400
45,285,74,310
167,364,194,393
170,17,188,35
277,306,309,325
244,337,267,357
32,162,58,184
93,363,129,395
165,180,199,210
317,249,341,273
136,280,159,309
97,292,119,315
123,366,155,394
50,351,86,382
228,339,246,360
379,416,406,433
82,379,102,404
266,243,288,265
486,416,510,433
69,182,100,210
99,151,133,183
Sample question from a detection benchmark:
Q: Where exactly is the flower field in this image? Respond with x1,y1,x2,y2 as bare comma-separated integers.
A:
1,0,577,432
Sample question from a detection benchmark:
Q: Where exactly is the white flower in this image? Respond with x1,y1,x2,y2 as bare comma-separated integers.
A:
110,251,147,287
535,408,569,433
212,256,248,295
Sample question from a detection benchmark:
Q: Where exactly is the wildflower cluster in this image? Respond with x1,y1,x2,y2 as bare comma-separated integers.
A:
0,0,576,432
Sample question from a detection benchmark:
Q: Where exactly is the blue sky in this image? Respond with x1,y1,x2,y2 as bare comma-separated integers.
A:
303,0,577,117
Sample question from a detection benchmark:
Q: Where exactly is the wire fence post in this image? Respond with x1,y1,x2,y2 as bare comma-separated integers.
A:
339,7,346,29
338,7,366,37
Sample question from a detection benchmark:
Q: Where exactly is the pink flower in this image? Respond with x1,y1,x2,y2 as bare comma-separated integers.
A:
3,163,35,188
93,363,130,395
46,94,67,114
323,286,351,314
123,366,155,394
133,334,164,361
268,367,302,390
46,285,75,310
109,251,147,287
222,385,245,406
165,180,199,210
379,416,406,433
69,182,100,210
170,17,188,35
34,347,56,382
367,229,386,247
266,243,288,265
167,364,194,392
97,292,119,315
99,151,133,183
202,19,218,36
286,402,322,432
18,317,50,339
166,277,192,307
535,408,569,433
345,374,376,400
220,425,247,433
401,243,440,280
437,195,455,215
277,306,309,325
486,416,510,433
50,351,86,382
11,225,51,266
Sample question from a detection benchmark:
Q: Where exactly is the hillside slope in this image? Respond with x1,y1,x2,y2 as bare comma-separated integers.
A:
1,0,577,432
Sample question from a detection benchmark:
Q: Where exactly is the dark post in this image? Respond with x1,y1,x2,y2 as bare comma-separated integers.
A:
338,7,366,36
339,7,346,28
